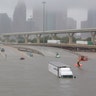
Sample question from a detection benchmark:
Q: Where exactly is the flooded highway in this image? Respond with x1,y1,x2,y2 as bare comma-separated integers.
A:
0,45,96,96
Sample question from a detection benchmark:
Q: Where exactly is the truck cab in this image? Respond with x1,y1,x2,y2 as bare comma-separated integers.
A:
59,67,73,78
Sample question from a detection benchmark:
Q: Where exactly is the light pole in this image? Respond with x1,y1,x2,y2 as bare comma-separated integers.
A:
42,1,46,43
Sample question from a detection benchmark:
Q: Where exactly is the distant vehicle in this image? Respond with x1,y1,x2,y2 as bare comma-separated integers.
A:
47,40,60,44
76,40,88,44
20,57,25,60
1,48,5,52
27,52,33,57
56,52,60,58
29,53,33,57
76,40,93,45
48,61,74,78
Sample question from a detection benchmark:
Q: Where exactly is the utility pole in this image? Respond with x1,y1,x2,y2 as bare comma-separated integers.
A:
42,1,46,43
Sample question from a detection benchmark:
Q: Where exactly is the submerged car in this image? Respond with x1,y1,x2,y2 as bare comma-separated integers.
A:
1,48,5,52
20,57,25,60
56,52,60,58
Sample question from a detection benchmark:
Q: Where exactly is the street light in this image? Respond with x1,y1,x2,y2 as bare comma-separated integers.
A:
42,1,46,43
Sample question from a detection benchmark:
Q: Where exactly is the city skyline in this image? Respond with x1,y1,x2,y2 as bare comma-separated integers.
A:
0,0,94,23
0,6,88,29
68,8,88,28
0,0,95,32
0,1,77,33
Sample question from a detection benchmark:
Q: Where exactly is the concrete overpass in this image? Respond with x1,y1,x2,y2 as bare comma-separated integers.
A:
1,28,96,44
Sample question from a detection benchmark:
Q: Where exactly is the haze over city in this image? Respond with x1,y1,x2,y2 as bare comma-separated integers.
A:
0,0,95,34
0,0,95,20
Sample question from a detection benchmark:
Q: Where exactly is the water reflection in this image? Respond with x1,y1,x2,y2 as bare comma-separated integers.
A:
58,79,77,96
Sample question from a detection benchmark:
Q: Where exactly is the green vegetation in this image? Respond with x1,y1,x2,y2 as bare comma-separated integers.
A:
7,35,93,44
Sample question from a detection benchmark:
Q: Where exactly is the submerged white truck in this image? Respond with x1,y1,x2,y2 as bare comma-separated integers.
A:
48,61,74,78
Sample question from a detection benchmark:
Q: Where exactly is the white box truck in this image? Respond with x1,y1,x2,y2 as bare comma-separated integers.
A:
76,40,88,44
48,61,73,78
47,40,60,44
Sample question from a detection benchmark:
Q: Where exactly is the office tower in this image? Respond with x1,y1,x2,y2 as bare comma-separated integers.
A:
55,11,67,30
26,17,35,31
81,9,96,38
66,17,76,29
33,8,67,31
13,1,26,32
0,13,11,33
33,8,43,31
87,9,96,28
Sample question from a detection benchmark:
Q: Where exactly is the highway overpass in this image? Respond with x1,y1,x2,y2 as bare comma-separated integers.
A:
1,28,96,44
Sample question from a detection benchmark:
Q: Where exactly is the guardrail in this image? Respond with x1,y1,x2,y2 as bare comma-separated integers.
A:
5,43,96,52
12,46,44,56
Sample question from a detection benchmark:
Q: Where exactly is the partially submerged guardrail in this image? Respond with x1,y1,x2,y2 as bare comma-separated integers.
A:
15,47,44,56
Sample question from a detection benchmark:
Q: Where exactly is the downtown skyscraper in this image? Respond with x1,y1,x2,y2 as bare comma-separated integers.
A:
13,1,26,32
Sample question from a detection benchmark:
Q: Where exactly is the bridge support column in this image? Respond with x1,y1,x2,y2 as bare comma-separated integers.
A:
15,35,19,44
36,34,41,43
68,33,74,44
91,32,96,44
24,34,29,44
4,35,10,44
51,33,57,40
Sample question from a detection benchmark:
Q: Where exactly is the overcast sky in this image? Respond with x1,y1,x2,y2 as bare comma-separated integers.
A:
0,0,95,9
0,0,95,28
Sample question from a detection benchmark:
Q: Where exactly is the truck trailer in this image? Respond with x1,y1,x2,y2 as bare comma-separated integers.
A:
47,40,60,44
48,61,73,78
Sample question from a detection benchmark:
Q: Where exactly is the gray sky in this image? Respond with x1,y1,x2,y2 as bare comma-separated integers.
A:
0,0,95,9
0,0,95,28
0,0,94,14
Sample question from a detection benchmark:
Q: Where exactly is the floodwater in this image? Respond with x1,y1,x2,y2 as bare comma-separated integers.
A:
0,45,96,96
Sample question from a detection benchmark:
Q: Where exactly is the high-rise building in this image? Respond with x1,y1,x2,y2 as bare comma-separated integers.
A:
81,9,96,38
46,11,56,30
81,21,88,28
66,17,76,29
13,1,26,32
26,17,35,31
81,20,91,39
33,8,67,31
87,9,96,28
0,13,12,33
33,8,43,31
55,11,67,30
81,9,96,28
47,10,67,30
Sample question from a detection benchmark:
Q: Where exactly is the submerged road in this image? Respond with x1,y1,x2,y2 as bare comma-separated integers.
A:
0,45,96,96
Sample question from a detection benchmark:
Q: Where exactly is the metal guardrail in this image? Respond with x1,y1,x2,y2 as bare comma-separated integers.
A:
11,46,44,56
5,43,96,52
